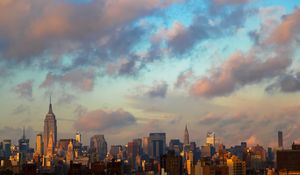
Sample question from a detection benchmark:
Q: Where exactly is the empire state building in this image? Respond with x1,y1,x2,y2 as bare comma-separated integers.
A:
44,98,57,154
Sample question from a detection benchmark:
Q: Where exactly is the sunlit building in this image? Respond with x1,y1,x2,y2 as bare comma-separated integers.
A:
142,137,150,156
206,132,215,147
66,140,74,164
227,155,246,175
43,98,57,154
35,133,43,156
75,132,81,143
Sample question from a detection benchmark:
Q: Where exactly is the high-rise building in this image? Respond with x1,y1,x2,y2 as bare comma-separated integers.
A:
46,131,54,157
206,132,215,146
66,140,74,164
75,132,81,143
19,128,30,164
109,145,123,160
149,133,166,159
184,124,189,145
169,139,182,155
43,98,57,154
278,131,283,148
142,137,150,155
90,135,107,162
35,133,43,155
127,141,139,168
160,150,183,175
227,155,246,175
133,138,142,155
2,139,11,159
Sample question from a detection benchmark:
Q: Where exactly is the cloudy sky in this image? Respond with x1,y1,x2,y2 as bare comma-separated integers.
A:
1,0,300,148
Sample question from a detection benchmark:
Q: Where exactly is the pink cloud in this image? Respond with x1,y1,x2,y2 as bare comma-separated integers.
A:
268,9,300,44
190,52,291,98
40,69,96,92
74,108,136,132
213,0,251,5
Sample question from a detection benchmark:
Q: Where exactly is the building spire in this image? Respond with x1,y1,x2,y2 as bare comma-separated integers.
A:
23,126,25,139
48,95,53,114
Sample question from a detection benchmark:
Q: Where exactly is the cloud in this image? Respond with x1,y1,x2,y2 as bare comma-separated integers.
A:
13,80,33,100
11,104,30,115
40,68,96,91
266,72,300,93
147,81,168,98
0,0,181,62
190,52,291,98
74,108,136,132
154,6,253,55
197,108,300,147
175,69,195,88
213,0,251,5
267,8,300,45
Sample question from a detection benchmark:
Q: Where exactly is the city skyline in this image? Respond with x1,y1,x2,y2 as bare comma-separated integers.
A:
1,0,300,148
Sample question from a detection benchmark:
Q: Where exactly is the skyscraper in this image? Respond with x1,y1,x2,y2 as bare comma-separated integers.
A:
66,140,74,164
206,132,215,146
149,133,166,160
278,131,283,148
90,135,107,162
142,137,150,155
2,139,11,159
75,132,81,143
184,124,189,145
44,97,57,154
19,127,30,164
35,133,43,155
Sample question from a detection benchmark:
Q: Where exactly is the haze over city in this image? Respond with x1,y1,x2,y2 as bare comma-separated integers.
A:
1,0,300,149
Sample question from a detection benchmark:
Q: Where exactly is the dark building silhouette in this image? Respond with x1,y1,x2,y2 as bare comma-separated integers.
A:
277,143,300,172
278,131,283,148
161,150,183,175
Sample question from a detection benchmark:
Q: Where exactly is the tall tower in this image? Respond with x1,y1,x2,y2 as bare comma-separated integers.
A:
278,131,283,148
44,97,57,154
90,135,107,162
184,124,189,145
36,133,43,155
75,132,81,143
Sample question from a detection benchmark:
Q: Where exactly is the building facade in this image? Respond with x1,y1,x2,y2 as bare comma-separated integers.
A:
43,99,57,154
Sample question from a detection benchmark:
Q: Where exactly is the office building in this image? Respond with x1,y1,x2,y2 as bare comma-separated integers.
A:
142,137,150,155
43,98,57,154
227,155,246,175
149,133,166,160
206,132,215,146
277,143,300,173
161,150,183,175
35,133,43,156
19,128,30,164
75,132,81,143
2,140,11,159
90,135,107,162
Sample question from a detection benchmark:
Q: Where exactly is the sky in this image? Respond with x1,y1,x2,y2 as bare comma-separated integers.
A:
0,0,300,148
